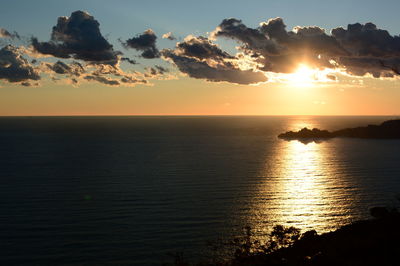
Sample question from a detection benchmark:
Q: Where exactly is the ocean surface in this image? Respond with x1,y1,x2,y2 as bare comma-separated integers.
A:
1,116,400,265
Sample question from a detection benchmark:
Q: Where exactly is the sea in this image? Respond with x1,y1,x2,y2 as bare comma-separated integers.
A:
1,116,399,265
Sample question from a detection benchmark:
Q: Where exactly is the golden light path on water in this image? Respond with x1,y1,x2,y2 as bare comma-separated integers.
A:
271,140,334,230
249,125,361,236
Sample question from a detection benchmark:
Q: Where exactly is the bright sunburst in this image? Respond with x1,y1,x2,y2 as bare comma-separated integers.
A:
288,64,317,87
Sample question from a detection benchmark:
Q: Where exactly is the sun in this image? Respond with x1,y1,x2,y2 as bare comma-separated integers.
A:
288,64,316,87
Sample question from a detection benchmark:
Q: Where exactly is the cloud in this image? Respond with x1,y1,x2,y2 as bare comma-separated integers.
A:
161,35,266,84
331,22,400,77
0,28,12,38
213,18,282,56
154,65,168,74
37,56,149,87
145,65,169,77
31,10,120,65
84,74,120,86
211,17,400,78
5,13,400,87
162,49,267,85
120,57,137,65
332,23,400,57
46,61,85,76
0,45,40,83
0,28,19,39
162,32,176,41
21,81,32,86
123,29,160,58
76,63,149,86
120,75,148,84
212,17,348,74
176,35,234,61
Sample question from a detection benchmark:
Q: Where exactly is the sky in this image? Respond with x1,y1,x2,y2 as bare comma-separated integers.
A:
1,0,400,116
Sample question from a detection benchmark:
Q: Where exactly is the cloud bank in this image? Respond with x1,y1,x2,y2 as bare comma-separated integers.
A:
162,35,267,84
212,17,400,78
2,10,400,87
162,48,267,85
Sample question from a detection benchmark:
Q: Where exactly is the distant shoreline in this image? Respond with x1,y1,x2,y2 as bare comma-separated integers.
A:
278,119,400,141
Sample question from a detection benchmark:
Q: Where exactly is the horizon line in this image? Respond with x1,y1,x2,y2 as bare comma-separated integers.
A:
1,114,400,118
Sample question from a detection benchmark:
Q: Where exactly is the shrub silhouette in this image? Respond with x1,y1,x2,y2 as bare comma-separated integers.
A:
231,225,301,262
165,200,400,265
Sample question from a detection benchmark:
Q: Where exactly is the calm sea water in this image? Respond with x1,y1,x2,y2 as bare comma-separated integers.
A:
1,116,400,265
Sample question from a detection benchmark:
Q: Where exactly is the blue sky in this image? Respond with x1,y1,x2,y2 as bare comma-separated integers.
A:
2,0,400,41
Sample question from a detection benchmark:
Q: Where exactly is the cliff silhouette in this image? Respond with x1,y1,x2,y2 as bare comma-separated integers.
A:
227,208,400,266
166,207,400,266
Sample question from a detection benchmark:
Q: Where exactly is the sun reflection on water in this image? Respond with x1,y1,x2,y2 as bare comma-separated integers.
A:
273,141,332,229
249,136,358,236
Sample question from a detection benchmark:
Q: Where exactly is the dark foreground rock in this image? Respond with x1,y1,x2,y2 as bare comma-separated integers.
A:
228,211,400,266
278,119,400,141
165,208,400,266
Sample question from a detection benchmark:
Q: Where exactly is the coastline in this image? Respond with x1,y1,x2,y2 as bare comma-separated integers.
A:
166,207,400,266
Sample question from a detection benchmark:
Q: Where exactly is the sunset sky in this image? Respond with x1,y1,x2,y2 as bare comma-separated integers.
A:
1,0,400,116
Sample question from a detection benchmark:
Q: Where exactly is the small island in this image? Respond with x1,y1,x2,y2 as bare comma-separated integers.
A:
278,119,400,141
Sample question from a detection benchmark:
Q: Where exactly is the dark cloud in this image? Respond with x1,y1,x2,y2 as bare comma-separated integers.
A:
0,28,12,38
214,18,282,56
46,61,85,76
213,17,347,73
84,74,120,86
212,17,400,78
154,65,168,74
162,34,267,84
332,23,400,57
0,28,19,39
31,10,120,65
335,56,399,78
259,17,288,42
162,49,267,85
330,22,400,77
145,65,169,77
229,17,346,57
162,32,176,41
20,81,39,87
20,81,32,86
176,36,234,61
120,57,137,65
0,45,40,83
120,75,147,84
123,29,160,58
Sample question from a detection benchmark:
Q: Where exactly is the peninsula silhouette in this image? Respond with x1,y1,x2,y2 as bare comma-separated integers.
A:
279,119,400,141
